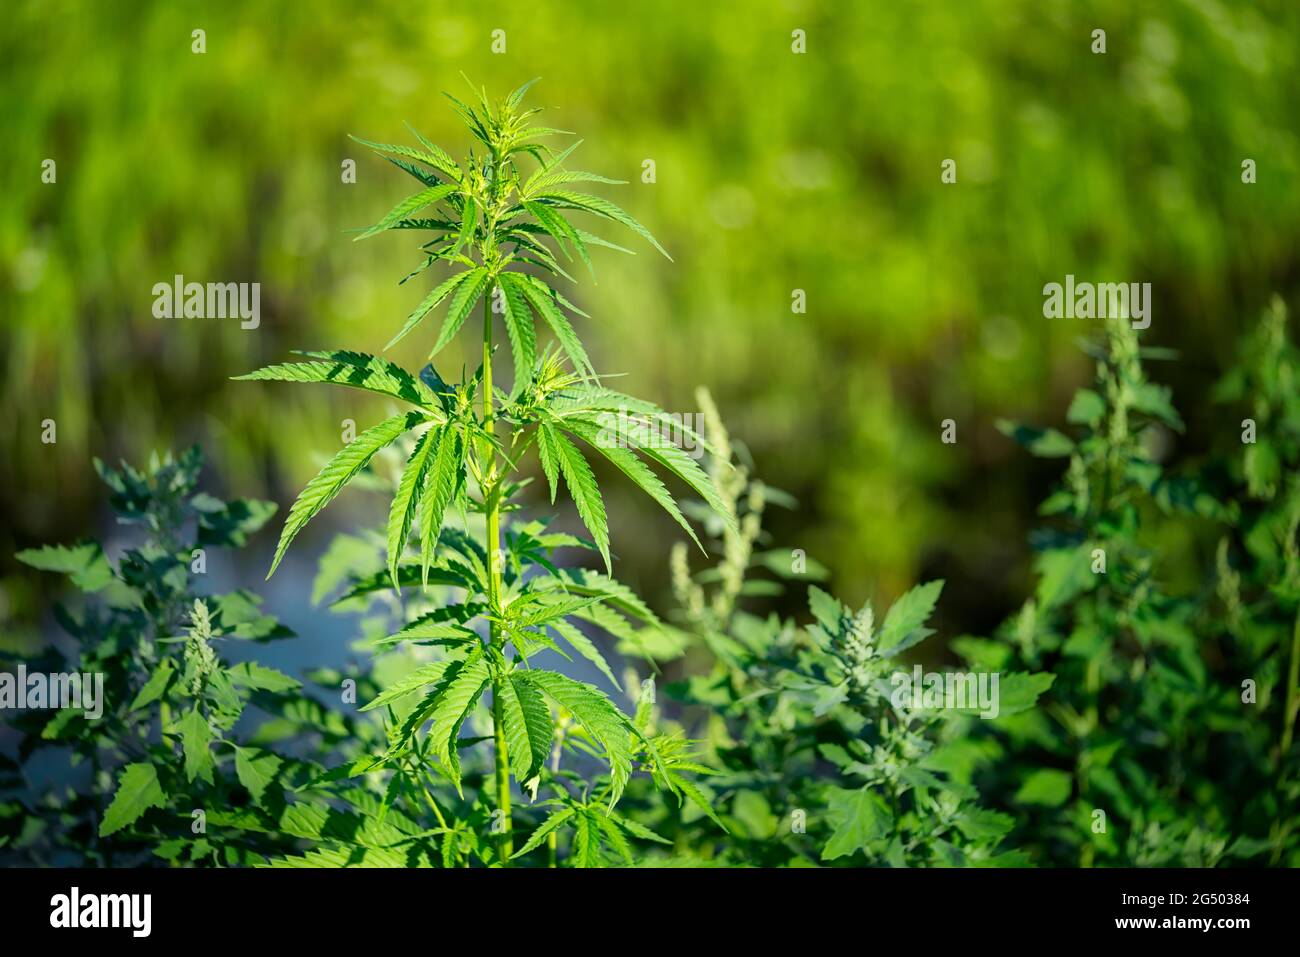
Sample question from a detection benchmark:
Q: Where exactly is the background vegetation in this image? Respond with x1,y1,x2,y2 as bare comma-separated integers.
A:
3,1,1300,796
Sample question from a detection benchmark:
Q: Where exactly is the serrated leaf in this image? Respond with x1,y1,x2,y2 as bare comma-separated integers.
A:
514,595,602,627
386,427,437,589
300,754,389,791
265,845,413,868
535,190,671,260
615,815,672,845
518,670,633,808
420,428,464,586
547,427,610,572
226,661,301,693
234,351,441,410
532,170,628,192
269,411,424,577
572,603,654,662
877,580,944,653
179,707,215,784
524,201,592,273
234,747,282,807
373,612,478,648
130,658,175,711
594,808,634,864
99,763,166,837
536,567,664,627
512,806,574,859
536,421,561,503
386,686,445,757
665,770,726,830
386,270,474,351
592,415,737,535
431,267,490,357
522,139,585,193
399,125,463,181
15,542,114,592
558,417,703,552
497,274,536,398
356,184,459,240
506,77,540,110
451,195,477,256
499,673,553,783
351,134,462,182
359,660,453,713
382,154,442,188
808,585,846,634
822,786,892,861
427,651,490,793
572,810,603,867
517,276,595,380
549,618,622,691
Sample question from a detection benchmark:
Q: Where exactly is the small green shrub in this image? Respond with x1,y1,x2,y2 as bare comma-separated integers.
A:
664,395,1052,865
962,306,1300,866
4,449,305,864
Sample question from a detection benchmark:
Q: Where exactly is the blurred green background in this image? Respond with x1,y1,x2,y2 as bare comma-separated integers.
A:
3,0,1299,648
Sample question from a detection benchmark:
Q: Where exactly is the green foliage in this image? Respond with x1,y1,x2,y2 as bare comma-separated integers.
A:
9,83,1299,872
2,448,311,865
964,306,1300,866
664,406,1049,866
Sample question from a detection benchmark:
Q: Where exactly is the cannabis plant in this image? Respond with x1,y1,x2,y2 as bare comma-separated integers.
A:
236,81,730,865
3,449,304,865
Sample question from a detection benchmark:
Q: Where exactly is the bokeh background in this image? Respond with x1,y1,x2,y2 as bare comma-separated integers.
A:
3,0,1299,654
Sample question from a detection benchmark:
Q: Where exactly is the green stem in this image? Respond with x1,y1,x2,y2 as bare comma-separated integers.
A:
483,291,513,865
545,722,566,867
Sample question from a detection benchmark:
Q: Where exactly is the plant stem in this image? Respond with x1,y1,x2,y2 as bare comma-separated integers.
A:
545,723,566,867
482,290,513,865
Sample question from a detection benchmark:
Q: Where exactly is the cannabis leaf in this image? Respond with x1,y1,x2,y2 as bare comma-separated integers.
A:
498,673,553,783
517,670,634,808
266,411,430,577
